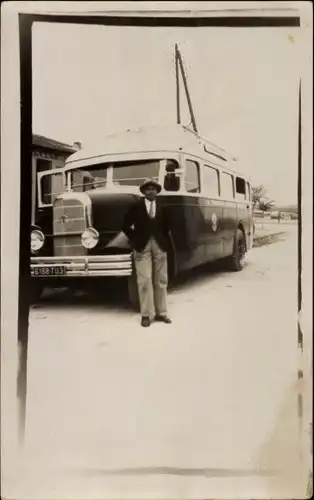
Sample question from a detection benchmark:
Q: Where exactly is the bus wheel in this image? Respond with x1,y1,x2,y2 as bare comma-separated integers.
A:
127,273,140,311
227,229,246,271
30,280,44,304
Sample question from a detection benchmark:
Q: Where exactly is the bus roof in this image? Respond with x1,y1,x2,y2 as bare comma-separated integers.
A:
65,124,250,180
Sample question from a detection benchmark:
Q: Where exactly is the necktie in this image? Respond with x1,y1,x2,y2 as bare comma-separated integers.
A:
149,201,154,218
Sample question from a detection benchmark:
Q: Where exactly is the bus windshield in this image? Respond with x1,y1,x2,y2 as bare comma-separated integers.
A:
70,164,109,191
112,160,160,186
69,159,160,191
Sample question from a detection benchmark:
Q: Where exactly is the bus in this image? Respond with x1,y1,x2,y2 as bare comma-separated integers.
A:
30,124,253,308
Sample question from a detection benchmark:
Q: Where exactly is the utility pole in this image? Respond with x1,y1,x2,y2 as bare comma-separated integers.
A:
174,44,198,134
175,44,181,126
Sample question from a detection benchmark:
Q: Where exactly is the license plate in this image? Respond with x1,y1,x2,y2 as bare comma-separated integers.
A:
33,266,66,277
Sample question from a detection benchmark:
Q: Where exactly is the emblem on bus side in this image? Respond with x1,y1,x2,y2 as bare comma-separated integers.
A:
212,213,218,232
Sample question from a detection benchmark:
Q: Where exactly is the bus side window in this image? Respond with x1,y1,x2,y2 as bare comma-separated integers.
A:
37,158,53,204
40,172,64,205
203,164,219,197
235,176,246,200
220,172,234,199
185,159,200,193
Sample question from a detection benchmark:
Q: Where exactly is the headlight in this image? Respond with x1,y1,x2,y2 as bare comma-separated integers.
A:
81,227,99,249
31,229,45,253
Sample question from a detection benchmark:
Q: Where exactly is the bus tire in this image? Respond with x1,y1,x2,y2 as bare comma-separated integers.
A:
127,273,140,312
227,229,246,272
30,280,44,304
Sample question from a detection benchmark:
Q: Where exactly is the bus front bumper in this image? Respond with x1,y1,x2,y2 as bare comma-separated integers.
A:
30,254,133,278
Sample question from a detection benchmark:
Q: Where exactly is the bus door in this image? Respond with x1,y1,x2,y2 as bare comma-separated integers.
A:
245,181,253,249
220,172,237,256
162,159,185,269
181,157,204,267
202,163,224,260
234,176,252,250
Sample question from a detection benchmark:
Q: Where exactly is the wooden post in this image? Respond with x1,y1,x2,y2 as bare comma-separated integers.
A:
18,14,33,446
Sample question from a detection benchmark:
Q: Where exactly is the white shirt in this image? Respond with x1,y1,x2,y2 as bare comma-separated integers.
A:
144,198,156,218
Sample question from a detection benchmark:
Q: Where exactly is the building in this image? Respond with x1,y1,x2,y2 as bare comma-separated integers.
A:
31,134,81,223
32,133,81,174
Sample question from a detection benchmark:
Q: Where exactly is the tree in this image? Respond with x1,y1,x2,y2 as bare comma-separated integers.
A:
258,198,275,212
252,185,267,210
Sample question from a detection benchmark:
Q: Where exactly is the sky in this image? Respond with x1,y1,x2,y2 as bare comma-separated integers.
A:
32,22,301,205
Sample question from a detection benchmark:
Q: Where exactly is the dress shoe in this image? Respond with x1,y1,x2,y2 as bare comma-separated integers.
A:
141,317,151,327
154,315,172,324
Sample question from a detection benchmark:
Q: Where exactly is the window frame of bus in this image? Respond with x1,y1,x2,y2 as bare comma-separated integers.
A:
33,158,53,217
37,168,66,208
235,176,247,201
183,156,201,194
160,157,184,192
220,171,235,201
202,162,221,198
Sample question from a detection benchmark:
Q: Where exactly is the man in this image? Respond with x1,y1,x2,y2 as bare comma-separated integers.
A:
122,178,172,327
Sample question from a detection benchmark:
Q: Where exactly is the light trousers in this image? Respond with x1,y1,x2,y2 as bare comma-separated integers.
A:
134,238,168,319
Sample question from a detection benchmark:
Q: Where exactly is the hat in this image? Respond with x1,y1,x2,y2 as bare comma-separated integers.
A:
139,178,162,194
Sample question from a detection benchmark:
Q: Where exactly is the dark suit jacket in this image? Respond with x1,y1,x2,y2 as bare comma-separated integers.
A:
122,197,171,252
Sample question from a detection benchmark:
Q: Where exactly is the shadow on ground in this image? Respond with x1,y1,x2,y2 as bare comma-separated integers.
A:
31,261,225,312
31,232,286,312
253,232,287,248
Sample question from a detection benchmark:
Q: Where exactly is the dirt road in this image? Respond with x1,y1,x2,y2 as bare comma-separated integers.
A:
3,225,307,499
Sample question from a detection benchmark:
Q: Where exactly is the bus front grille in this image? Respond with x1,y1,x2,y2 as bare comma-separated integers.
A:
53,197,87,257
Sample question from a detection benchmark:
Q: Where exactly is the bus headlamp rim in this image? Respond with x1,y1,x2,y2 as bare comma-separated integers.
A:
81,227,99,249
31,229,45,253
